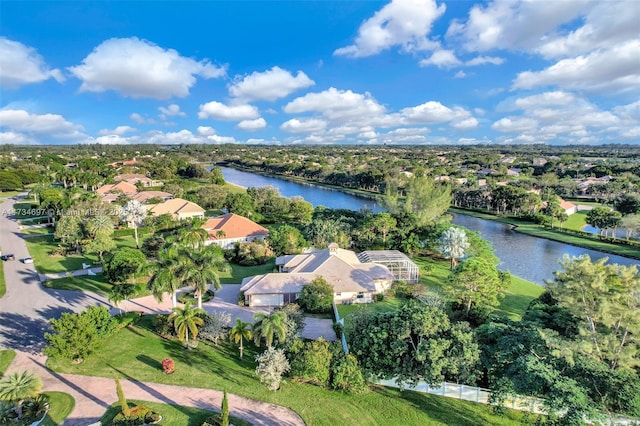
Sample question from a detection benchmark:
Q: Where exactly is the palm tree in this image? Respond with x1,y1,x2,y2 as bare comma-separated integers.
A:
176,246,229,309
109,283,137,313
147,247,182,308
229,319,252,360
168,302,205,345
0,371,42,420
438,226,470,270
121,200,147,248
252,312,287,348
178,227,209,249
86,214,114,239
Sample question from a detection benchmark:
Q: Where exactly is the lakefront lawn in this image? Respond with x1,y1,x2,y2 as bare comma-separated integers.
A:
48,316,525,426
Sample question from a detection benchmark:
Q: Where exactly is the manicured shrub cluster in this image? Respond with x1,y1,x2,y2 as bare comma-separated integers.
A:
152,314,175,338
112,405,160,425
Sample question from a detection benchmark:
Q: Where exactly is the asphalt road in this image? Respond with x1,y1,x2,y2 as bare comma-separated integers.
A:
0,195,110,353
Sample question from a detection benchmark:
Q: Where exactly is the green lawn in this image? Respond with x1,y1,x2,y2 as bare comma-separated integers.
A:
0,260,6,298
449,208,640,259
0,190,24,199
48,316,525,426
42,391,75,426
495,276,545,321
21,226,54,236
562,211,588,232
337,297,403,320
11,201,43,219
219,258,276,284
100,400,250,426
0,349,16,375
46,274,150,298
25,234,148,274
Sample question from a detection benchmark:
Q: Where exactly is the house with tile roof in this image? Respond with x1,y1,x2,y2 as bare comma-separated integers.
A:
96,181,137,203
146,198,205,220
114,173,163,187
131,191,174,204
202,213,269,249
240,243,395,307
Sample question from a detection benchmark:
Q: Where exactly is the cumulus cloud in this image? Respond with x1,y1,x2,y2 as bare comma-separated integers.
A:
0,132,28,144
491,117,539,133
158,104,186,120
197,126,217,136
237,118,267,131
0,109,85,141
401,101,472,125
0,38,64,88
334,0,445,57
229,67,315,101
447,0,591,52
513,40,640,93
69,37,226,99
98,125,137,136
452,117,479,130
419,50,461,68
284,87,387,122
198,101,260,120
466,56,505,66
280,118,328,133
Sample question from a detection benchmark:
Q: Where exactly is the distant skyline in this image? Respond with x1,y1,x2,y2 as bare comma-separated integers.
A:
0,0,639,146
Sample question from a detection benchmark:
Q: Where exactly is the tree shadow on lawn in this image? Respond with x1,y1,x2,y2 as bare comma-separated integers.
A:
373,385,521,426
136,354,162,370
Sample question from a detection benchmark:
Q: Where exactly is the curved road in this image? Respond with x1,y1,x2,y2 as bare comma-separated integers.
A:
0,195,305,425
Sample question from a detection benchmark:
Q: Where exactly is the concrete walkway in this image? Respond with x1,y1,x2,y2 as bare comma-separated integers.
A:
7,351,304,426
39,267,103,282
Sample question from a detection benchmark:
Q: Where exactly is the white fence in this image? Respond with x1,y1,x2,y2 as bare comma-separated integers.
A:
332,303,349,354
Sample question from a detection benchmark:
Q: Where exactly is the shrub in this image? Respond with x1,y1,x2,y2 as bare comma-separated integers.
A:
297,276,333,314
374,293,384,302
237,291,246,306
255,347,290,391
162,358,175,374
112,405,152,426
330,353,368,394
289,338,332,386
388,281,410,298
113,312,141,330
332,322,344,339
200,311,232,345
178,289,215,304
152,314,175,338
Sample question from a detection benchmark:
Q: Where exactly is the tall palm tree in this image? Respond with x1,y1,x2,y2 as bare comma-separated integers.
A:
229,319,252,360
168,302,205,345
86,214,114,239
147,247,182,308
176,246,229,309
178,227,209,249
0,371,42,420
121,200,147,248
252,312,287,348
438,226,470,270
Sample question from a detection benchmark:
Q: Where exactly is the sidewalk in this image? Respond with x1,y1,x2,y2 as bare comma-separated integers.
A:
7,351,305,426
39,267,103,282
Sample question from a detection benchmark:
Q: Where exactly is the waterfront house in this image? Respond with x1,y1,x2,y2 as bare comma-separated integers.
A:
202,213,269,249
146,198,205,220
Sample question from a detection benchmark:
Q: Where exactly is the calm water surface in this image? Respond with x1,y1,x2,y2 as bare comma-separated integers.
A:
220,166,639,284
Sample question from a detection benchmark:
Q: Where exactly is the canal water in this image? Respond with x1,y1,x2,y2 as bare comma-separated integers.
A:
220,166,639,284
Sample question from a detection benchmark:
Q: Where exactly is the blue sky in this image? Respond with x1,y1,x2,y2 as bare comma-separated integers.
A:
1,0,639,145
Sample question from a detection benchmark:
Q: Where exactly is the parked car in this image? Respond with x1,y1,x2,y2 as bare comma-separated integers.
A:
21,257,34,264
1,254,15,261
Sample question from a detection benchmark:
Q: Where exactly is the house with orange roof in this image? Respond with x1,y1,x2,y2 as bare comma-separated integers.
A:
146,198,205,220
114,173,163,187
96,181,138,203
202,213,269,249
240,243,395,307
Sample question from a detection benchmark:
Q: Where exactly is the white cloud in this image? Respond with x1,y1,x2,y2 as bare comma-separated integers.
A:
158,104,186,120
198,101,260,120
69,37,226,99
0,132,28,144
284,87,387,122
98,125,137,136
197,126,216,136
0,109,85,140
401,101,472,125
454,70,467,79
513,40,640,94
447,0,591,52
237,118,267,131
334,0,445,58
452,117,479,130
280,118,327,133
614,100,640,120
229,67,315,101
491,117,539,133
130,113,145,124
0,38,64,88
419,50,461,68
513,91,577,108
465,56,505,66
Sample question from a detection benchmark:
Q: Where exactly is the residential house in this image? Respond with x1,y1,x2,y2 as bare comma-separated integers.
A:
240,243,395,307
202,213,269,249
114,173,163,187
96,181,137,203
131,191,174,204
560,200,578,215
146,198,205,220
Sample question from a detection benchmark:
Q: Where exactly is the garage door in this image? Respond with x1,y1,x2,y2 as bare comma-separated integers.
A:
250,294,283,307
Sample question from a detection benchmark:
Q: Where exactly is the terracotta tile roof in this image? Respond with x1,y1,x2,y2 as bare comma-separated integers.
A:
202,213,269,240
114,173,151,183
560,200,577,210
96,181,137,195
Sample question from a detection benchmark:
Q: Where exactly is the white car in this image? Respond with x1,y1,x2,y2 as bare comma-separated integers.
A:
21,257,34,264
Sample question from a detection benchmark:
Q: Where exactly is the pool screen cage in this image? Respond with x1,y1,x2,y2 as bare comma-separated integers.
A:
357,250,419,283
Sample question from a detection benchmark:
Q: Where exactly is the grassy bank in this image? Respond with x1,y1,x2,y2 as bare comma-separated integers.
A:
49,316,524,426
42,391,75,426
0,349,16,374
100,401,250,426
449,207,640,260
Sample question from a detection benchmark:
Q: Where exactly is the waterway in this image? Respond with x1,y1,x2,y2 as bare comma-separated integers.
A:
220,166,638,285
